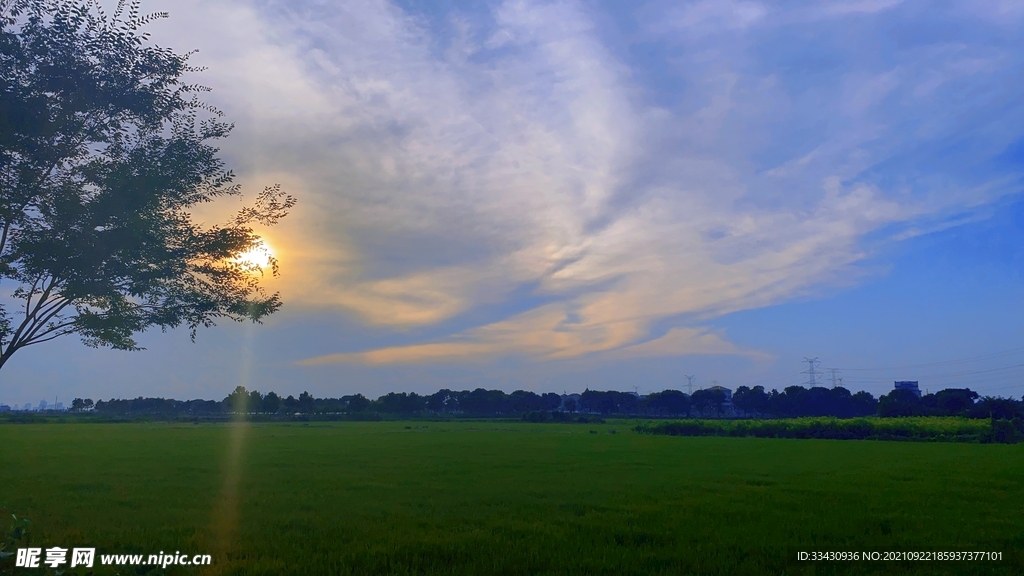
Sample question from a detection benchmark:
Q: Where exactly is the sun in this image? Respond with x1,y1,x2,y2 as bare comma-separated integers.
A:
233,240,274,269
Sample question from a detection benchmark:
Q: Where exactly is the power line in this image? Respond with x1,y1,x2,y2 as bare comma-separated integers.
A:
740,371,802,387
838,362,1024,382
835,345,1024,371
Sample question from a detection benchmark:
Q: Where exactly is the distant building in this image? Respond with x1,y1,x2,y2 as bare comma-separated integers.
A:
558,393,581,412
55,402,64,411
23,403,32,411
894,381,921,398
38,399,48,411
0,404,10,412
706,385,733,402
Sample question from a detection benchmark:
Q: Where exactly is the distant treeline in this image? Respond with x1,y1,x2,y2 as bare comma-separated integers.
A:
56,384,1023,420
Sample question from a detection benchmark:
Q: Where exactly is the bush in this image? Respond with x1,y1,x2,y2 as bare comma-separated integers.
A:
634,416,1001,443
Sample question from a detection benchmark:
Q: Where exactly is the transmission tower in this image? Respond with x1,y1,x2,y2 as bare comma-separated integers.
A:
828,368,840,389
802,357,821,387
684,375,695,395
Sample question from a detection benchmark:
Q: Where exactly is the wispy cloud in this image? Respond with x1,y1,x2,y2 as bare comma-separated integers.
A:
147,0,1024,366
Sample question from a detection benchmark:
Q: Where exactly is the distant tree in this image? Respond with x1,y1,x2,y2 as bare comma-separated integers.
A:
262,391,281,414
70,397,92,411
282,394,298,413
691,388,726,417
579,389,604,413
932,388,978,416
850,391,877,416
877,389,923,417
732,386,756,416
0,0,295,372
644,390,690,416
246,389,264,413
426,389,454,413
563,397,577,413
508,390,545,413
298,391,314,413
459,388,506,416
343,393,370,413
224,386,249,413
761,385,872,418
970,396,1018,420
541,392,561,411
375,392,426,415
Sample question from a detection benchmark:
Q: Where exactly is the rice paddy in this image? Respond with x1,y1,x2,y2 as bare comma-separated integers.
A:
1,420,1021,575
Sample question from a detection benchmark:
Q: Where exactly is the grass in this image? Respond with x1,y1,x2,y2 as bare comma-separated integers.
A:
1,420,1022,575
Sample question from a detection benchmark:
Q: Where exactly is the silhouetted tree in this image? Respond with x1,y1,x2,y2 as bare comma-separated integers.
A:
376,392,426,415
282,395,298,412
459,388,506,416
644,390,690,416
224,386,249,413
343,393,370,413
930,388,978,416
247,389,264,413
541,392,562,411
262,391,281,414
851,391,878,416
508,390,545,413
733,386,768,417
970,396,1018,420
691,388,727,416
298,391,314,413
877,389,923,417
0,0,294,372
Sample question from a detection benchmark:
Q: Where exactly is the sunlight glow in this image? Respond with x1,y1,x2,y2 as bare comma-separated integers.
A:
233,241,274,269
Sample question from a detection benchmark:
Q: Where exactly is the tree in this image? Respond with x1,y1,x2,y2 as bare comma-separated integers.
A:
563,397,577,413
508,390,545,413
70,397,92,411
282,394,298,413
932,388,977,416
247,389,263,413
0,0,294,371
644,390,690,416
541,392,561,411
877,389,923,417
260,389,280,412
377,392,425,415
691,388,726,417
426,389,453,413
262,391,281,414
298,391,314,413
343,393,370,413
732,386,755,416
224,385,249,413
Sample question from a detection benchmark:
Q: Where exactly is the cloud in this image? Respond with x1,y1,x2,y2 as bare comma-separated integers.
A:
145,0,1023,366
651,1,767,35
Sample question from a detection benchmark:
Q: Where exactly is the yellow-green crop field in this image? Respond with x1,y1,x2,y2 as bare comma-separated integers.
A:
1,420,1021,575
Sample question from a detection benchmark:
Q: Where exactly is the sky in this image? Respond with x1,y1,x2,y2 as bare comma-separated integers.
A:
3,0,1024,406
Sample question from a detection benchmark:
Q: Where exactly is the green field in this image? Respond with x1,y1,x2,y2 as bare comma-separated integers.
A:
1,421,1022,575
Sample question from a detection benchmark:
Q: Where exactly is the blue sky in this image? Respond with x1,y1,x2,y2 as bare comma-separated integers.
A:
3,0,1024,406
